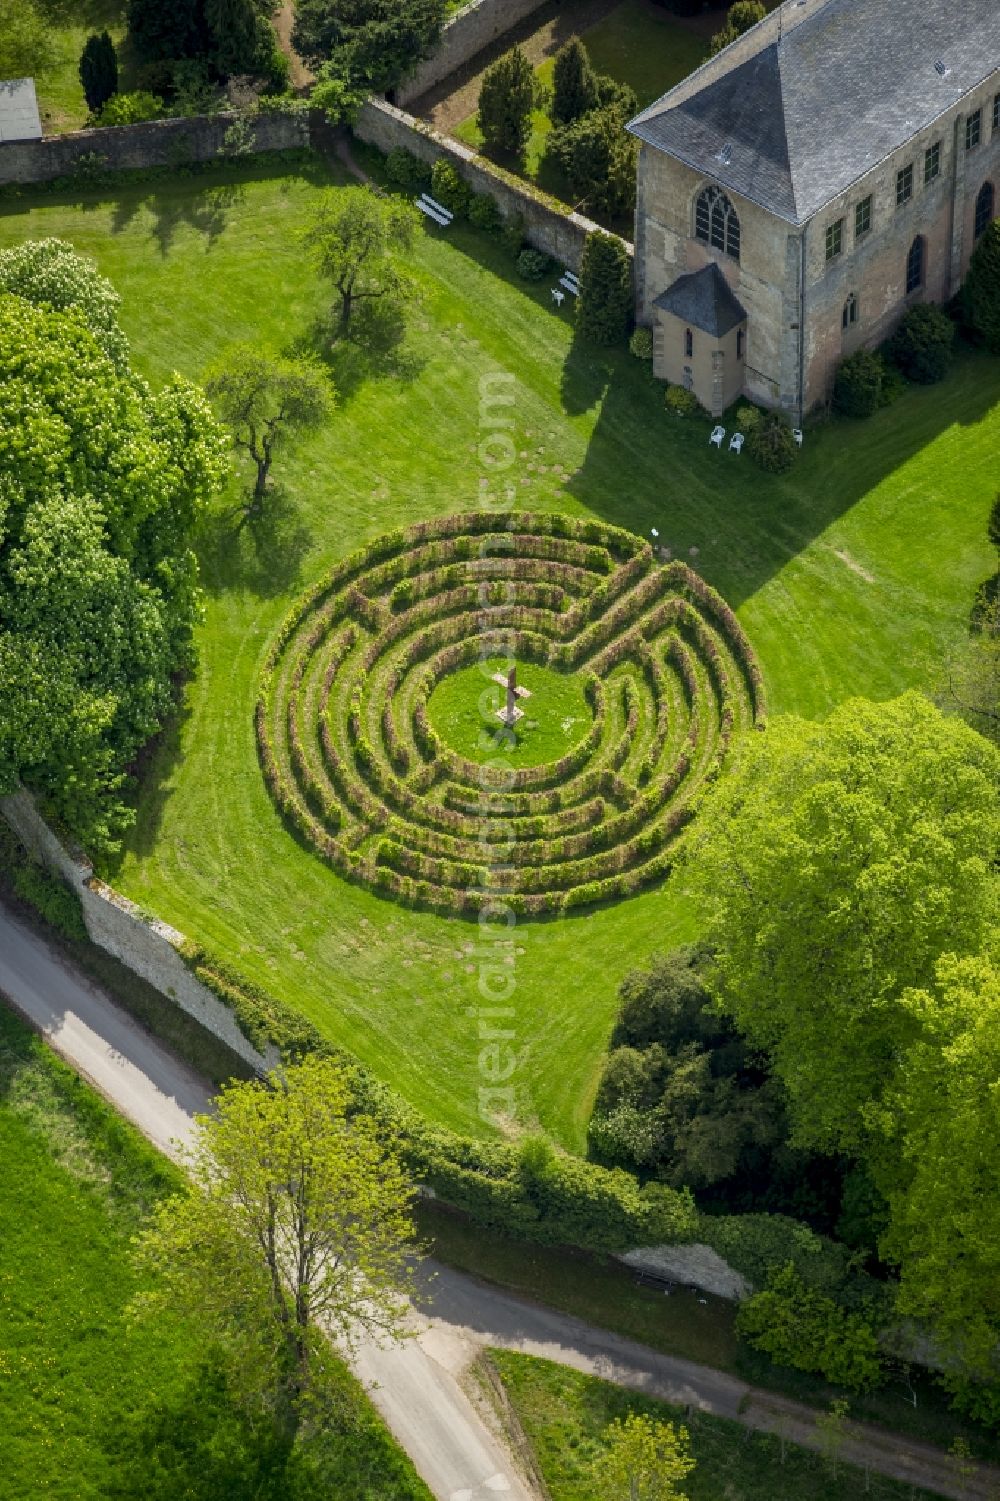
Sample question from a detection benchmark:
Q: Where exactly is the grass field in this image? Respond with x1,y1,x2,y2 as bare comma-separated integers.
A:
0,1000,430,1499
488,1350,945,1500
427,658,595,767
0,153,996,1151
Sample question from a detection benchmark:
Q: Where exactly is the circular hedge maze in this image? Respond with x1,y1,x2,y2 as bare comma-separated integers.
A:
257,512,766,918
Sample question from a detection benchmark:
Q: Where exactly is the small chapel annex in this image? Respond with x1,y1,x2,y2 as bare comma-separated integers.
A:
627,0,1000,419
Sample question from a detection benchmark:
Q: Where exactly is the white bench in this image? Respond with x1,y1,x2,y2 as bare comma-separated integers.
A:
559,270,581,296
415,194,454,227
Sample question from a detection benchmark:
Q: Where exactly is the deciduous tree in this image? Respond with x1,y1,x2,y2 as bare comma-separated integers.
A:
710,0,766,55
685,693,1000,1155
0,0,53,80
292,0,446,94
302,186,417,335
594,1412,695,1501
0,237,129,368
205,346,332,508
131,1056,419,1442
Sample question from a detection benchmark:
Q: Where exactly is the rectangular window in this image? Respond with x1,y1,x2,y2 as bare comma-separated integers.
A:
855,195,872,238
825,218,844,260
896,164,913,206
966,109,982,150
924,141,940,183
993,92,999,134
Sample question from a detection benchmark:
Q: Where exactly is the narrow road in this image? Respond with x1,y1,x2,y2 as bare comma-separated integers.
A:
2,898,998,1501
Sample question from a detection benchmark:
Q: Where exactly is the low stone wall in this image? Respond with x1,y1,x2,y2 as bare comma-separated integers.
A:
0,790,275,1074
354,97,632,274
0,109,307,188
396,0,552,108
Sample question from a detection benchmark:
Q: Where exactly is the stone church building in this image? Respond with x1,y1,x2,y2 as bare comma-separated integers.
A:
628,0,1000,419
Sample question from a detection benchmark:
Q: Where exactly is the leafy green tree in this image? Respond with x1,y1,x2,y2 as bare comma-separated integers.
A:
963,218,1000,352
945,591,1000,745
126,0,211,63
0,289,228,848
594,1412,695,1501
551,37,599,124
710,0,766,54
685,693,1000,1155
205,346,332,508
576,230,633,345
205,0,274,77
292,0,446,94
736,1264,884,1391
477,46,536,158
878,956,1000,1377
302,186,417,335
131,1056,419,1444
833,348,886,417
0,0,53,79
79,31,118,114
0,237,129,369
546,103,638,218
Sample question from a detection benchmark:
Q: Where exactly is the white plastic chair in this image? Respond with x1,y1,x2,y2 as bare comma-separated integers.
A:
793,428,804,447
729,432,745,454
551,288,565,308
709,426,725,449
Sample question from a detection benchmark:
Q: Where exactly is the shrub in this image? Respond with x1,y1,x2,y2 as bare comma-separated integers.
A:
516,248,552,282
734,401,763,431
430,157,471,218
468,191,502,234
477,44,535,158
385,146,430,193
500,210,526,260
11,862,88,943
629,326,653,360
79,31,118,114
887,302,955,383
711,0,766,54
551,37,599,124
577,230,632,345
833,347,886,418
963,218,1000,352
545,105,637,218
93,90,163,126
664,384,703,418
746,415,796,473
736,1263,885,1391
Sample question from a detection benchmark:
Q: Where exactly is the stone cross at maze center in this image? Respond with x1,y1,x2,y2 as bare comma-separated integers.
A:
493,665,532,728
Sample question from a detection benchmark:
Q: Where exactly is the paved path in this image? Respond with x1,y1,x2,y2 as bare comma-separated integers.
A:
3,898,999,1501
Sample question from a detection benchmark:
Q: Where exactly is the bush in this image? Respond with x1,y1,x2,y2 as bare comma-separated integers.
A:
577,230,632,346
93,90,164,126
11,862,88,943
477,44,535,158
500,210,526,260
734,402,763,431
746,415,796,473
887,302,955,383
545,105,637,219
430,157,471,218
468,191,503,234
385,146,430,193
664,384,703,418
736,1263,885,1391
710,0,765,54
833,347,887,418
516,248,552,282
629,326,653,360
963,218,1000,352
551,37,599,124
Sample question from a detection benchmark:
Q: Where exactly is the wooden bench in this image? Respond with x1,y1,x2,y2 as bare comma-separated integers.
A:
415,194,454,228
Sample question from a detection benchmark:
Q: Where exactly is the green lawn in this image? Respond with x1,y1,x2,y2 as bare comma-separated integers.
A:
0,1000,430,1499
427,658,595,766
488,1350,945,1500
32,0,128,134
0,154,996,1153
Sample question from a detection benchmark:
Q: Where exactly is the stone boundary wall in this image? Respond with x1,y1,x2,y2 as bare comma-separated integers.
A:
354,97,633,274
396,0,552,108
0,791,275,1074
0,110,307,188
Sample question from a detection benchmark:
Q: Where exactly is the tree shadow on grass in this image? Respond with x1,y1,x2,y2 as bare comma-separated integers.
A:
197,485,313,600
296,297,426,403
100,691,194,879
560,331,614,416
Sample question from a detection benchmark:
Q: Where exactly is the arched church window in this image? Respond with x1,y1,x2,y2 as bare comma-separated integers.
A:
906,236,925,294
695,186,741,261
975,181,995,239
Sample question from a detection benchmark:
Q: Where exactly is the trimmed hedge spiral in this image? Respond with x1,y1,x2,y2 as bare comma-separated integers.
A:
256,512,765,917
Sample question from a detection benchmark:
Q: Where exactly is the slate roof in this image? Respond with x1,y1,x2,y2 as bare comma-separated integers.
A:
628,0,1000,225
0,78,42,144
653,263,747,336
